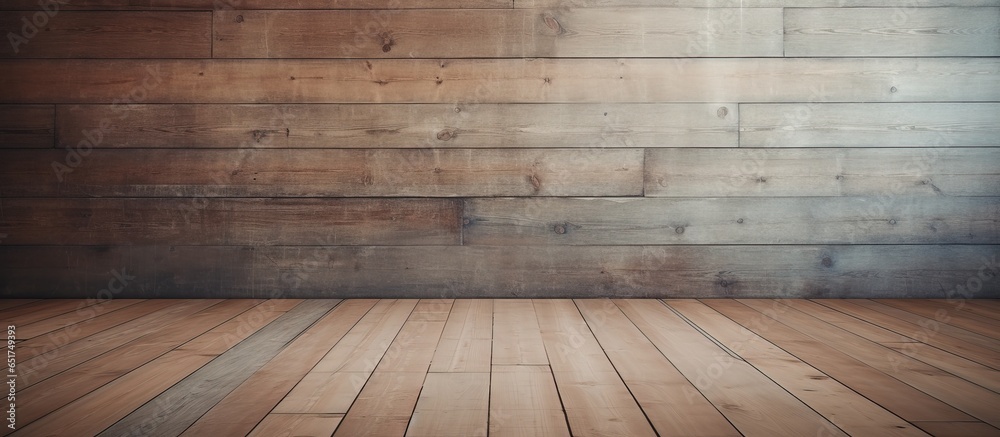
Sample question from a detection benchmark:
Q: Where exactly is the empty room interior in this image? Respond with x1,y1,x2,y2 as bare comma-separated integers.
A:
1,0,999,436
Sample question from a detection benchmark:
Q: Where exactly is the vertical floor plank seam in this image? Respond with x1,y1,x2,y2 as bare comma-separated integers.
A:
663,299,863,437
571,299,663,437
744,299,1000,429
401,299,458,437
810,299,1000,391
618,299,744,437
96,299,342,437
528,299,576,437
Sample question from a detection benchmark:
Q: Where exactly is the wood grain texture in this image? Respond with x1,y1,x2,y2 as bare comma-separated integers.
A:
214,9,781,58
644,148,1000,197
785,7,1000,57
0,0,511,9
518,0,1000,7
0,149,642,197
741,103,1000,147
406,373,490,437
464,197,1000,245
0,105,52,148
2,58,998,104
247,414,343,437
489,365,570,437
2,245,998,298
55,103,737,149
0,12,211,58
0,198,461,245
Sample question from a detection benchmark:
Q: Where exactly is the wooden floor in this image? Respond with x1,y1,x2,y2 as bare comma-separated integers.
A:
3,299,999,437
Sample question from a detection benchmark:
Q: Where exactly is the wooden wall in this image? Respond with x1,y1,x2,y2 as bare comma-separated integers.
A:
0,0,998,298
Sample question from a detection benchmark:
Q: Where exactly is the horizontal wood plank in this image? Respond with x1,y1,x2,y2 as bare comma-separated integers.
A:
518,0,1000,7
0,105,52,148
0,149,642,197
741,103,1000,147
2,245,997,298
2,58,998,104
214,9,781,58
785,7,1000,57
0,0,510,10
463,197,1000,245
0,12,212,58
55,103,737,149
644,148,1000,197
0,198,461,246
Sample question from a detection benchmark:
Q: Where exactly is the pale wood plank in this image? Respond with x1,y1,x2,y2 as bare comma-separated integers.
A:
430,299,492,373
616,299,848,436
518,0,1000,7
0,198,461,246
532,299,656,437
489,365,570,437
936,299,1000,321
740,299,1000,428
464,197,1000,245
9,300,263,432
785,8,1000,56
878,300,1000,340
882,342,1000,393
0,148,643,197
702,299,974,422
576,299,741,437
741,103,1000,147
0,105,52,148
214,9,781,58
817,300,1000,370
55,103,737,149
645,148,1000,197
406,372,489,437
0,11,211,58
177,299,375,437
667,299,929,437
248,414,344,437
912,421,1000,437
491,300,548,365
843,299,1000,354
2,58,998,104
374,301,452,372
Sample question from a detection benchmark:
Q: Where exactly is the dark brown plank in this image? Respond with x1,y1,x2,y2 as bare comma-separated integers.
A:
214,9,782,58
55,103,737,149
0,105,52,148
645,148,1000,197
0,12,211,58
2,245,998,298
2,58,997,104
0,198,460,246
0,149,642,197
15,299,143,339
519,0,1000,6
464,197,1000,245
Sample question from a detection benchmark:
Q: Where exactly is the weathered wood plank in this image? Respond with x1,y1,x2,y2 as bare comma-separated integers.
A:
179,300,375,437
645,148,1000,197
666,299,928,437
489,365,570,437
0,198,461,246
491,300,547,365
429,299,492,373
0,12,211,58
464,197,1000,245
2,58,998,104
214,9,781,58
0,0,510,10
741,103,1000,147
0,105,52,148
518,0,1000,7
911,421,1000,436
0,149,642,197
96,299,341,437
55,103,737,149
15,299,142,339
785,7,1000,57
248,414,344,437
2,245,998,298
406,373,490,437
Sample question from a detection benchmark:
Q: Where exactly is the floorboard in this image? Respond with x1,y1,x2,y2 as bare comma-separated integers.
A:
2,299,997,436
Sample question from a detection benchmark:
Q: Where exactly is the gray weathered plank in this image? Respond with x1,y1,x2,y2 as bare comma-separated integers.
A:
785,7,1000,57
463,197,1000,245
55,103,737,149
2,245,997,298
214,9,782,58
644,148,1000,197
0,198,461,246
0,149,643,197
2,58,998,104
0,105,52,148
96,299,341,437
0,12,212,58
741,103,1000,147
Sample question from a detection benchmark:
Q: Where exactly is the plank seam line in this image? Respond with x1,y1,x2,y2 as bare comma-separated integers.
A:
660,299,745,362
